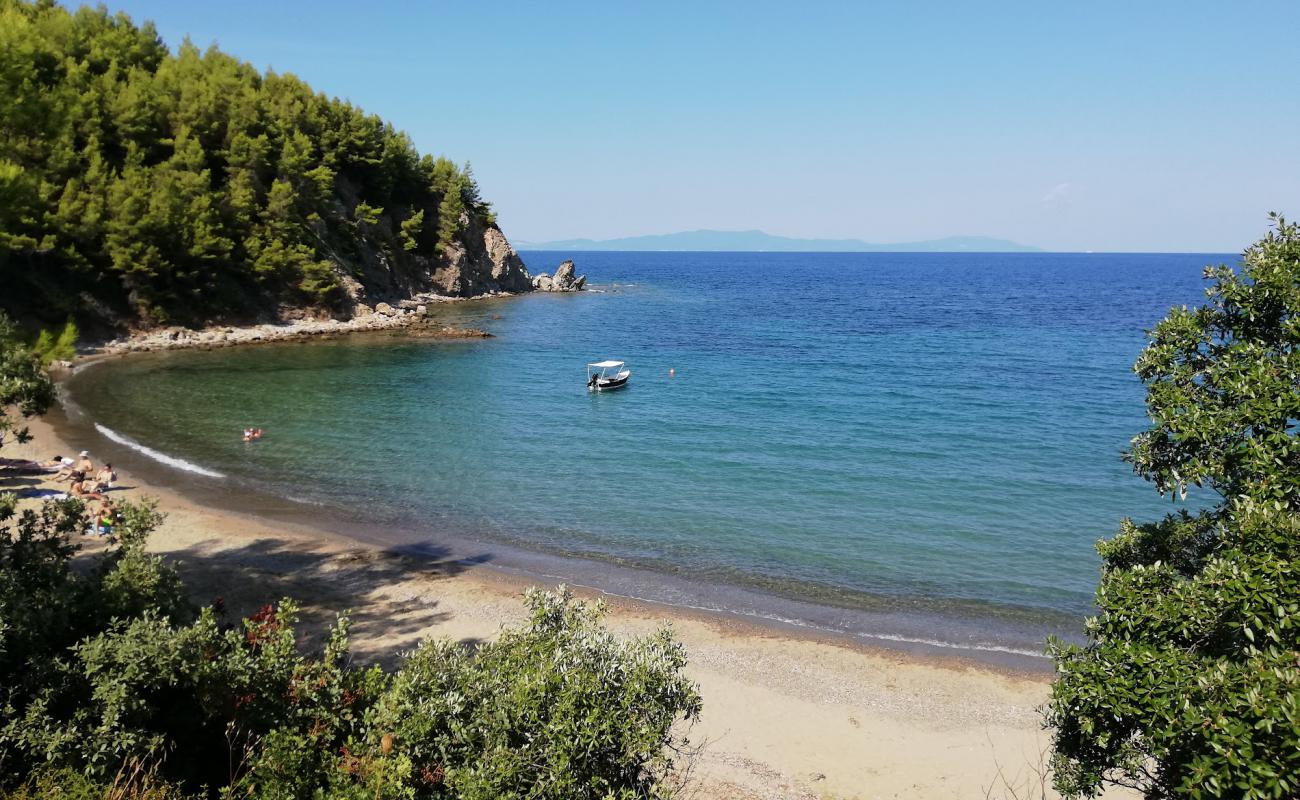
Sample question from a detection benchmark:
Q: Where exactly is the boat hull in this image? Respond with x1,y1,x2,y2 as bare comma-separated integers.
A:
591,375,630,391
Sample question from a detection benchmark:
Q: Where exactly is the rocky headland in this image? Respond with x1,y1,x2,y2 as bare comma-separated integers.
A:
90,253,592,356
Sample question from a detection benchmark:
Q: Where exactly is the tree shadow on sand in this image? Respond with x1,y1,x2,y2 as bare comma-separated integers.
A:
134,535,495,667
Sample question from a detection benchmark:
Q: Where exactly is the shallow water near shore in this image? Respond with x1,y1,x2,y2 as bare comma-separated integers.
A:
62,251,1218,662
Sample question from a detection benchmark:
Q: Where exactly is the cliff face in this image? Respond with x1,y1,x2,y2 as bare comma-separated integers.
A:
432,213,533,297
330,210,532,315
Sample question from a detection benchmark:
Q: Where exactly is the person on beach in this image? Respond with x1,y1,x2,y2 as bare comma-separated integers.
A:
0,454,64,473
69,480,103,500
58,450,95,484
94,498,118,536
52,456,78,481
88,463,116,493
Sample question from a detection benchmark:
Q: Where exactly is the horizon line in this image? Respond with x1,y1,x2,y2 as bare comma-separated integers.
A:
515,247,1240,255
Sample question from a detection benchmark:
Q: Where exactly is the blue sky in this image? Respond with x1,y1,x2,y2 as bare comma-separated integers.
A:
103,1,1298,251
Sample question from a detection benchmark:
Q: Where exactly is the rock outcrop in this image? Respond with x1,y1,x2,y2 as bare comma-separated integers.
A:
531,259,587,292
430,212,533,297
329,205,534,320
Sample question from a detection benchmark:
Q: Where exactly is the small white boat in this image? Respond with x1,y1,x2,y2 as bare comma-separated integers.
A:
587,360,631,391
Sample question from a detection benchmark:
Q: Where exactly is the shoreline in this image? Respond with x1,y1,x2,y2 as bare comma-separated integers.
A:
53,365,1066,672
59,289,1082,671
80,291,516,357
10,410,1071,799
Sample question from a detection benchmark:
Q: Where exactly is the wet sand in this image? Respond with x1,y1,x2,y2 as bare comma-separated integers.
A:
6,413,1083,800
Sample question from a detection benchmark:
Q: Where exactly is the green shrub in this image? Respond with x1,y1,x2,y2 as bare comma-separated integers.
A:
31,320,78,365
375,587,702,799
0,496,701,798
0,765,193,800
0,312,54,451
1047,216,1300,799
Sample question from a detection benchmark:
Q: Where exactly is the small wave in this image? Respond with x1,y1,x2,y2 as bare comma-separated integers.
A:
94,424,225,479
852,631,1046,659
534,577,1049,660
283,494,327,507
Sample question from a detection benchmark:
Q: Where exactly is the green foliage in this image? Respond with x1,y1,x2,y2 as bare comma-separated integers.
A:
401,209,425,252
376,587,701,799
1127,214,1300,509
0,313,55,453
1047,216,1300,799
30,319,79,365
436,176,467,250
2,765,192,800
0,497,700,798
353,201,383,228
0,0,491,327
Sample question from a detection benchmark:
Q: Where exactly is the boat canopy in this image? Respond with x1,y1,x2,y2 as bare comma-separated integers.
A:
588,360,624,368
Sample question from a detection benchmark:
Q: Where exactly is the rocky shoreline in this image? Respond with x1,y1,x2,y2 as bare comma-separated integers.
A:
84,256,590,357
89,292,503,356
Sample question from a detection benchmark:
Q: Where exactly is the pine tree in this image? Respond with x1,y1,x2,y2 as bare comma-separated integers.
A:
400,209,424,252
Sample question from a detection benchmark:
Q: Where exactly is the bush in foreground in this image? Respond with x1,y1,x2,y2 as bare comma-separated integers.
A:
0,499,701,799
1047,216,1300,798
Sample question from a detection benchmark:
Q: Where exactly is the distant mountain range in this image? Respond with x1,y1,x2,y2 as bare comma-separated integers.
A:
515,229,1040,252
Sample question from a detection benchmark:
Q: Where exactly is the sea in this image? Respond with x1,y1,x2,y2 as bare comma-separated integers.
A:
61,251,1222,668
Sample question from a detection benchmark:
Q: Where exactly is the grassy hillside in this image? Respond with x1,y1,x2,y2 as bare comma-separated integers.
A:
0,0,528,332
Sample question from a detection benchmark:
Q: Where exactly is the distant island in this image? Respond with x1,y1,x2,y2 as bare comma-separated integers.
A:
517,229,1040,252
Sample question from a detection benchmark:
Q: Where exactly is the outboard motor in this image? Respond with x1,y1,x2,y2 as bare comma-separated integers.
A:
587,374,598,388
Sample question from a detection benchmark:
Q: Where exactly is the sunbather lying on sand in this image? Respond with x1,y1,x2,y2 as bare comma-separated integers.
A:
52,458,78,481
0,455,65,473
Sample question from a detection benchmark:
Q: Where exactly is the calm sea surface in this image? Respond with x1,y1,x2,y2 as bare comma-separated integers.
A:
64,251,1221,661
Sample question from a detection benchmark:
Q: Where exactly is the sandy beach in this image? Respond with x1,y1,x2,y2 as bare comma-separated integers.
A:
7,412,1070,800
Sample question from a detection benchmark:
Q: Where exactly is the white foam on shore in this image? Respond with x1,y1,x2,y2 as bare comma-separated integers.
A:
94,423,225,479
524,573,1050,660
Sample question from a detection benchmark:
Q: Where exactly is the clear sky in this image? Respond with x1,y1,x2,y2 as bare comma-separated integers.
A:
101,0,1297,251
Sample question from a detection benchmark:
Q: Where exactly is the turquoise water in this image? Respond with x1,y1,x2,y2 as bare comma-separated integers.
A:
65,251,1217,658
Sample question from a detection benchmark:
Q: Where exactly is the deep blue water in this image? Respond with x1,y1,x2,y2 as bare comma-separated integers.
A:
66,251,1220,656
